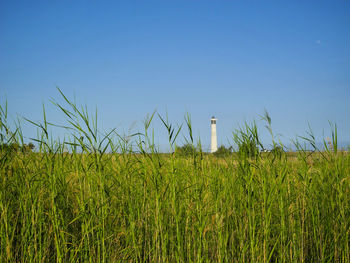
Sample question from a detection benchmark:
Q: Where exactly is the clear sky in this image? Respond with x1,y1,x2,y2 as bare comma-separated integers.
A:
1,0,349,151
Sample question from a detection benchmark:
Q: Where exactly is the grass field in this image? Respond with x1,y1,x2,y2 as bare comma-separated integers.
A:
1,93,349,262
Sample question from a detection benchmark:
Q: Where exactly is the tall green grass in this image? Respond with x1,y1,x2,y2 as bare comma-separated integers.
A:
0,91,349,262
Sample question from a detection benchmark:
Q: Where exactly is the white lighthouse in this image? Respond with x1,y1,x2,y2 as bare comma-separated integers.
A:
210,116,218,153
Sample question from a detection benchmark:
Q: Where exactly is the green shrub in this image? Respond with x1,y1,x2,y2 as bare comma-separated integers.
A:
213,145,232,157
175,143,197,156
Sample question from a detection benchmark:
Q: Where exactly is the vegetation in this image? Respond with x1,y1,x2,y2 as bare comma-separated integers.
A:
233,121,262,159
175,143,197,156
0,91,349,262
0,142,35,153
213,145,233,157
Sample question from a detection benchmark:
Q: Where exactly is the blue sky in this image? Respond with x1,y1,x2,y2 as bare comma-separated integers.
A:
1,0,349,151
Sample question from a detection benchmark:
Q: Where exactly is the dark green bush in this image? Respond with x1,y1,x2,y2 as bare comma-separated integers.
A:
175,143,197,156
213,145,233,157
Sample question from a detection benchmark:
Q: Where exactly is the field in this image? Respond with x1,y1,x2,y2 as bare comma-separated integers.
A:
1,95,349,262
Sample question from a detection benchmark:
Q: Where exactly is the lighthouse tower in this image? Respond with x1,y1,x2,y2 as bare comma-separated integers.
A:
210,116,218,153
